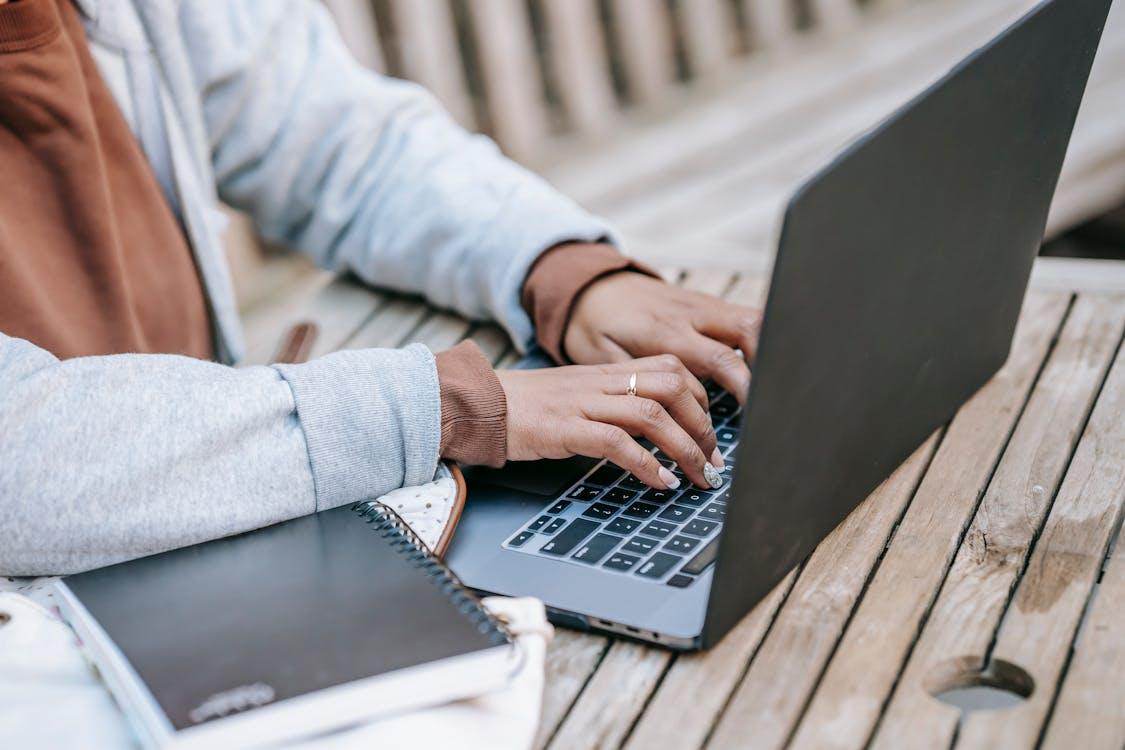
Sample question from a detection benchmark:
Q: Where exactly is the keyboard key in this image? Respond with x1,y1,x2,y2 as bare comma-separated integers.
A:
582,502,618,520
619,474,648,492
540,519,599,556
623,537,658,556
667,574,695,588
652,452,674,468
606,517,640,535
683,519,718,537
715,428,738,446
642,487,680,504
639,520,676,539
711,394,739,418
603,487,638,505
677,489,711,507
704,381,725,401
508,531,534,547
586,464,627,486
664,535,700,554
572,533,621,564
547,500,571,514
603,552,641,571
535,521,598,557
699,502,727,522
543,517,566,534
567,485,601,502
682,537,720,575
658,505,694,523
622,501,660,519
636,552,683,579
528,515,551,532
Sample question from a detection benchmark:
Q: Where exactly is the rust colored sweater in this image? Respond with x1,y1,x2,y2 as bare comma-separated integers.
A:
0,0,213,359
0,0,652,469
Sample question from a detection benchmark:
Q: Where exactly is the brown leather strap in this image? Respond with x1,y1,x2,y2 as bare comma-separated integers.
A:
271,322,318,365
433,463,467,559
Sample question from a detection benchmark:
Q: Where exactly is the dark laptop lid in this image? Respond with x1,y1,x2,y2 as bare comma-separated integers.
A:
703,0,1113,647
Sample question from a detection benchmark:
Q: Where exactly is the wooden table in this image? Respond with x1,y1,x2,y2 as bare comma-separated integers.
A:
242,256,1125,750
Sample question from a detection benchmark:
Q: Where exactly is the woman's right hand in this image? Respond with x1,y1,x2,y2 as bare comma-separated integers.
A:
497,355,724,490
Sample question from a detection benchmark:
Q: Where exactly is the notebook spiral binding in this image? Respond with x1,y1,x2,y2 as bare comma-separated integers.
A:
353,501,512,645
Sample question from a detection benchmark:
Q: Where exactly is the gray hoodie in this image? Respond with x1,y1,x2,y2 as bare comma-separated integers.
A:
0,0,613,575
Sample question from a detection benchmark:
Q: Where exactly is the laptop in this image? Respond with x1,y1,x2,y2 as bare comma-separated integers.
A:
446,0,1113,650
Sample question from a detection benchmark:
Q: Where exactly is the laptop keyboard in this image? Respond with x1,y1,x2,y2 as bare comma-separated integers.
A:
503,381,738,587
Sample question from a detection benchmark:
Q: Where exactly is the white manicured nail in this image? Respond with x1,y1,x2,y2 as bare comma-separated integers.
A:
710,448,725,469
659,467,680,490
703,464,723,489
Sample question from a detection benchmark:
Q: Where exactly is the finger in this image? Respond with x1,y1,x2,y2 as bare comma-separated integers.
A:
694,303,763,364
672,332,752,404
596,368,718,463
599,354,708,411
585,396,713,488
561,420,675,490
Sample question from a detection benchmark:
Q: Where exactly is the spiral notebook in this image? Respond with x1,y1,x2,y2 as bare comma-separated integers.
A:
52,502,520,750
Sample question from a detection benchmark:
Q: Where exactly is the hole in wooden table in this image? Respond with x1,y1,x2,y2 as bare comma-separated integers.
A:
925,656,1034,713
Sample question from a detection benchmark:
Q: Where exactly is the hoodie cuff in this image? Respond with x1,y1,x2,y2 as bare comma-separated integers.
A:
435,340,508,467
273,344,441,509
521,242,661,363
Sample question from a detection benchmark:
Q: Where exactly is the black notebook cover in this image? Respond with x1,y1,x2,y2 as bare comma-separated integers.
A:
59,504,511,739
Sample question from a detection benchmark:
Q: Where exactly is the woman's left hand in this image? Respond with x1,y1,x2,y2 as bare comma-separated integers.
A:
563,272,762,402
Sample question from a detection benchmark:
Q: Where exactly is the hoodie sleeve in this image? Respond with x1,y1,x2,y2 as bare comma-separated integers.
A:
179,0,619,354
0,333,440,576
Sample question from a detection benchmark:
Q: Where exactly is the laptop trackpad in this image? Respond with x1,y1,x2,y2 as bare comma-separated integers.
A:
468,456,597,497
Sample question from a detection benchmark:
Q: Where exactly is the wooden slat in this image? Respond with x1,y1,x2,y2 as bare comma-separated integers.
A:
388,0,476,128
343,295,430,350
675,0,738,79
534,632,612,750
622,568,798,750
547,641,672,750
741,0,797,49
322,0,386,72
609,0,678,105
786,290,1070,750
240,275,386,365
808,0,863,34
541,0,618,138
870,294,1125,749
550,0,1030,210
466,0,551,164
706,436,939,750
1040,531,1125,749
955,305,1125,747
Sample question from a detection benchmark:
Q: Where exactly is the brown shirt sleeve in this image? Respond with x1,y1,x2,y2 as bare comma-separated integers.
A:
435,340,508,467
520,242,660,363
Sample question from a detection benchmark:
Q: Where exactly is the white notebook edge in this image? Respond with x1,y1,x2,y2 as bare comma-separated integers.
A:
52,580,524,749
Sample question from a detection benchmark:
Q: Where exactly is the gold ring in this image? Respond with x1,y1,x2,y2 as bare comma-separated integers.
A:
627,372,638,397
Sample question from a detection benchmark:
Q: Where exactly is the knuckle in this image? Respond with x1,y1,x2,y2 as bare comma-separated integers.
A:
655,353,682,371
711,347,742,370
697,411,716,438
600,425,628,451
654,372,682,397
638,398,665,424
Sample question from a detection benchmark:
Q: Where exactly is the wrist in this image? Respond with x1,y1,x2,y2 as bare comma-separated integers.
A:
520,242,659,364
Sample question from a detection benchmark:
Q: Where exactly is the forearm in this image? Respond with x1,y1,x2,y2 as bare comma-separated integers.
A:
0,335,440,576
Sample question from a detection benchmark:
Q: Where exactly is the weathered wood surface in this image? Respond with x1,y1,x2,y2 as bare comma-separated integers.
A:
240,258,1125,750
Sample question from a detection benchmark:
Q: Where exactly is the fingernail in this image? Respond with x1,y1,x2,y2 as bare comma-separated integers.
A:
703,464,724,489
710,448,725,469
659,467,681,490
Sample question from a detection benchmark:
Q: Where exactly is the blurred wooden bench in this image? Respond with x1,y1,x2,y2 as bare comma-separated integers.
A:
228,0,1125,309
